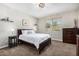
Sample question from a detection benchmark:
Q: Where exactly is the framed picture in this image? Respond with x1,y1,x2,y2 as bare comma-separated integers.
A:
22,19,27,26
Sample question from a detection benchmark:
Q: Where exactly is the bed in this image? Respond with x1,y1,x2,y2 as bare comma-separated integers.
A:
17,29,51,54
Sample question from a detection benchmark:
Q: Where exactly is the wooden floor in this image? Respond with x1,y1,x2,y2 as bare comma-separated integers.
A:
0,40,76,56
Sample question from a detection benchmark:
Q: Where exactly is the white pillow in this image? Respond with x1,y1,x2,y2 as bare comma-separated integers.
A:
27,30,35,34
22,30,28,34
22,30,35,34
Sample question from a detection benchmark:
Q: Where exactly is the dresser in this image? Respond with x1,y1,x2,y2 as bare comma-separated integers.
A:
63,28,78,44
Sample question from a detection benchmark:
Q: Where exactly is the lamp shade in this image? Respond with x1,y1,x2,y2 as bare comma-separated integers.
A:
11,28,15,32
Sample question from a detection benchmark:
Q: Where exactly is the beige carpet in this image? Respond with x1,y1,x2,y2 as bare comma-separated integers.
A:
0,40,76,56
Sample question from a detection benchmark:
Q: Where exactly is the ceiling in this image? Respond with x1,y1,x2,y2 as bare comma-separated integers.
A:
2,3,79,18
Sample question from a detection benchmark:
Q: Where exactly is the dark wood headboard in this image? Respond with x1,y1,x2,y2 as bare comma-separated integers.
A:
17,29,33,38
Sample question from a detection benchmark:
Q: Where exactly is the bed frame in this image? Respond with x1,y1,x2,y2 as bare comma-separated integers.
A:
17,29,51,54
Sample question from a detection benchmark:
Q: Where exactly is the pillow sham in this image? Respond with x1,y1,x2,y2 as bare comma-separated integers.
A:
27,30,35,34
22,30,28,34
22,30,35,34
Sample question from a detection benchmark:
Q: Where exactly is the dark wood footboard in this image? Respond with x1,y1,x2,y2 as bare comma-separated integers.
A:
18,38,51,54
38,38,51,54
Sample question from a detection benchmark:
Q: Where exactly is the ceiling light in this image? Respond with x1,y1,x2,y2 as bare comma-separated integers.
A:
39,3,45,8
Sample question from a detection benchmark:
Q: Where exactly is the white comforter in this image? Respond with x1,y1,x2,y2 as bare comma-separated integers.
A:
19,33,50,49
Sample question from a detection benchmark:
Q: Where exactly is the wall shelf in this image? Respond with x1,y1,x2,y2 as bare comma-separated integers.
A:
0,17,14,22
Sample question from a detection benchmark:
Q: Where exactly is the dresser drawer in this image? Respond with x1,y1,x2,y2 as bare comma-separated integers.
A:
63,28,78,44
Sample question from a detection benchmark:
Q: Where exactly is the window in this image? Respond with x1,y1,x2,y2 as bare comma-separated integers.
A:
46,19,63,31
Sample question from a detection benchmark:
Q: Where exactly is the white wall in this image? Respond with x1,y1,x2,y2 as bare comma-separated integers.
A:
0,4,37,49
38,10,79,41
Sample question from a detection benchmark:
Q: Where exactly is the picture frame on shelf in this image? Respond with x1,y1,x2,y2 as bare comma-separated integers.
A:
22,19,27,26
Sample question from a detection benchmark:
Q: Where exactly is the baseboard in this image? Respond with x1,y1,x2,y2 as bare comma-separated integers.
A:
0,45,8,49
51,38,62,41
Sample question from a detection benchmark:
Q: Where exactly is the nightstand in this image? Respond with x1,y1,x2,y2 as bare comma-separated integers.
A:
8,36,17,48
